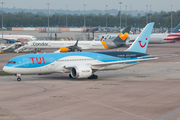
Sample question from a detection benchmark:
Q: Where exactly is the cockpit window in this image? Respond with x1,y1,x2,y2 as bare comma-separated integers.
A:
8,61,16,64
12,61,16,64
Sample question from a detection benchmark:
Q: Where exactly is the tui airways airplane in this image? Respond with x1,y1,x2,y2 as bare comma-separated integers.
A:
3,23,157,81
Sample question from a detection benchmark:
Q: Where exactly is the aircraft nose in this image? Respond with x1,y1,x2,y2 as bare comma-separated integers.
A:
3,66,9,73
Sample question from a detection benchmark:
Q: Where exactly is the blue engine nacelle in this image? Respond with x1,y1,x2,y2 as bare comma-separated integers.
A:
9,39,15,43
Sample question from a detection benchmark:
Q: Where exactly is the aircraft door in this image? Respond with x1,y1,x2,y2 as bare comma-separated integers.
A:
23,58,29,67
92,42,98,48
50,58,55,66
97,56,102,62
126,54,130,60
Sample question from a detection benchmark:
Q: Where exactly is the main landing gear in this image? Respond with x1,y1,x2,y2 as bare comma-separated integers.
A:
88,74,98,79
15,74,21,81
69,74,73,78
68,74,98,79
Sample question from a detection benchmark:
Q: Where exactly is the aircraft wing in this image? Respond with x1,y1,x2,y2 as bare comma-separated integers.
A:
64,57,158,69
0,38,17,43
0,38,17,40
137,55,160,59
138,54,178,59
90,57,158,68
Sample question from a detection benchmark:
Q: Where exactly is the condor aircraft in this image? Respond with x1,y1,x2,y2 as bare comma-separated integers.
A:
0,35,37,43
3,23,157,81
95,23,180,44
24,27,131,52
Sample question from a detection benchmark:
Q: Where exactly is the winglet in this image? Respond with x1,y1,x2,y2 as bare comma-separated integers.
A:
112,26,131,43
126,22,154,53
74,40,79,46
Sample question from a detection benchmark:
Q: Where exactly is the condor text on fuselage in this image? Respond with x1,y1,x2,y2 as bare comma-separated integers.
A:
32,42,49,46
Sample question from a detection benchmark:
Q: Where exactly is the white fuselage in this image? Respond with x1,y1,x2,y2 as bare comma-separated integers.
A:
24,41,107,49
0,35,37,41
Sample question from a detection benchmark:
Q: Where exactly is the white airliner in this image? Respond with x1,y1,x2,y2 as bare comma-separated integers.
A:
3,23,157,81
0,35,37,43
24,27,131,52
95,23,180,44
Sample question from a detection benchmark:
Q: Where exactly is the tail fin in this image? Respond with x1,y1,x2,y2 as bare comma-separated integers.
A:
171,23,180,33
112,26,131,43
126,22,154,53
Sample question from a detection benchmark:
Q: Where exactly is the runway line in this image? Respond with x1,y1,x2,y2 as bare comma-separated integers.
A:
60,90,151,120
154,109,180,120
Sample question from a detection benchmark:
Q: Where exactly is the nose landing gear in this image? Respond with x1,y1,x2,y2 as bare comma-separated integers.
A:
17,77,21,81
16,74,21,81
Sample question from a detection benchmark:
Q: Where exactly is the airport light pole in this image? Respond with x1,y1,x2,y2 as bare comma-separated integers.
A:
146,5,148,24
125,5,127,27
106,5,108,34
66,5,68,28
149,5,151,22
47,3,50,39
1,2,4,53
119,2,122,28
171,5,173,32
83,4,86,33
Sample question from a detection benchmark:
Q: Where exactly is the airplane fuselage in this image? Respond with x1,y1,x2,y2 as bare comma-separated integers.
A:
0,35,37,43
24,40,123,49
3,51,149,74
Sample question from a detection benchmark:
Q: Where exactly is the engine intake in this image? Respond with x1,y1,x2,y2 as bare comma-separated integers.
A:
70,65,92,78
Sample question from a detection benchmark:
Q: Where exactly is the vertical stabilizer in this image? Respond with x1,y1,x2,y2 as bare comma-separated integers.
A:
126,23,154,53
171,23,180,33
113,26,131,43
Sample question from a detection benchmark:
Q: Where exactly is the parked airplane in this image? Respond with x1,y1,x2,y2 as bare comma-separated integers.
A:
0,35,37,43
95,23,180,44
3,23,157,81
24,27,131,52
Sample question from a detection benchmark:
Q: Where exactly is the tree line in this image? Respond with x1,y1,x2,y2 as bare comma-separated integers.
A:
0,10,180,28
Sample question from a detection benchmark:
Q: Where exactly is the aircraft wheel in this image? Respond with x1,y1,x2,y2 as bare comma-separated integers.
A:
69,74,73,78
87,76,93,79
17,77,21,81
94,75,98,79
88,74,98,79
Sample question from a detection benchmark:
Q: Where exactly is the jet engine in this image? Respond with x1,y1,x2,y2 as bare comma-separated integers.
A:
70,65,92,78
9,39,15,43
60,47,82,52
60,47,71,52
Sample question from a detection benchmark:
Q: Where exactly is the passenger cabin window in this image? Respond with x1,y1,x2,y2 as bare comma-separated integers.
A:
8,61,16,64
